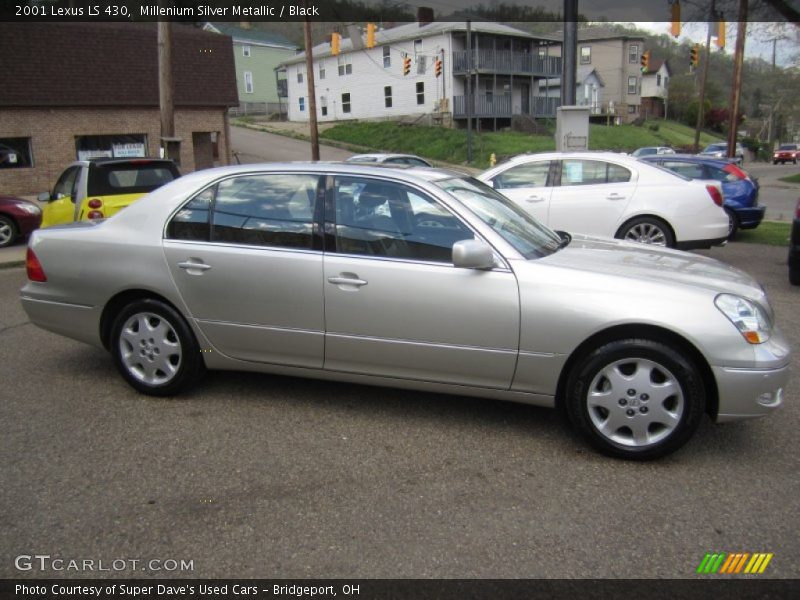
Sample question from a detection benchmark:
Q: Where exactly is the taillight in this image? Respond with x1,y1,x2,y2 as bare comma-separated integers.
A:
723,163,748,180
705,185,723,207
87,198,103,209
26,248,47,282
87,210,104,219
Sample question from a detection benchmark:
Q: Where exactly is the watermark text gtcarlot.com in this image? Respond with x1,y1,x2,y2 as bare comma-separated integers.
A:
14,555,194,573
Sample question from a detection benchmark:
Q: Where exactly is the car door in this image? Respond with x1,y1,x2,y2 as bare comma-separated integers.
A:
323,175,520,389
547,159,636,236
40,165,81,228
486,160,555,225
163,172,325,368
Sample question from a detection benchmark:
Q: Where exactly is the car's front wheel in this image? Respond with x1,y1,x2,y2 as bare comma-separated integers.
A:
110,298,204,396
0,215,17,248
565,339,706,460
616,217,675,248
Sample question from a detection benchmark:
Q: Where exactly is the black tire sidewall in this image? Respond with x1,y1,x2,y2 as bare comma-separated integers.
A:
110,299,203,396
565,339,705,460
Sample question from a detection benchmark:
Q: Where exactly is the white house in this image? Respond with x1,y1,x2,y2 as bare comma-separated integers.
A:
279,21,562,129
641,59,670,119
538,66,606,114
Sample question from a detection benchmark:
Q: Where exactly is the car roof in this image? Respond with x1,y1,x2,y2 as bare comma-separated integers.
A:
348,153,429,161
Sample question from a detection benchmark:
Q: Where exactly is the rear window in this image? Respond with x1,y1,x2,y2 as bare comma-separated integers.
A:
88,162,179,196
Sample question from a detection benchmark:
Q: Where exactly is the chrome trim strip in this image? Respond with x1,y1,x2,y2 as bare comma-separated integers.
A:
20,296,93,310
325,331,517,354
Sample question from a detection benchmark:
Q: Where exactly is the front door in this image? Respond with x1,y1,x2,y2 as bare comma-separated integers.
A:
485,159,555,226
163,172,325,368
41,166,80,228
323,175,520,389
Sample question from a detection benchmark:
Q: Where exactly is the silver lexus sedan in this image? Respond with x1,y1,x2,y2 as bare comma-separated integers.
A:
20,163,790,460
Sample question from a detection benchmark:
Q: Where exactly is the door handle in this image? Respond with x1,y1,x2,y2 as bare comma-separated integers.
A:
178,260,212,272
606,194,626,200
327,276,368,287
525,195,545,203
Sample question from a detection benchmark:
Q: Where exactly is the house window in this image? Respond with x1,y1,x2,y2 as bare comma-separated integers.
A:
538,47,546,58
342,93,351,113
338,55,352,76
299,97,305,112
580,46,591,64
319,62,326,80
75,134,146,160
244,71,253,94
242,45,251,57
320,96,328,117
383,45,391,68
656,74,662,86
417,55,427,75
297,71,304,84
628,105,638,114
0,137,33,168
416,82,424,105
664,76,669,89
629,44,640,64
627,75,638,95
384,86,392,108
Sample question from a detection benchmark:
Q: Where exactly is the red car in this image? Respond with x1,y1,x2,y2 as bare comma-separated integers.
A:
773,143,798,165
0,194,42,247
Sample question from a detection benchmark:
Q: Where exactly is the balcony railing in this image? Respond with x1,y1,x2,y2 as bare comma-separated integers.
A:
453,95,560,119
451,50,562,77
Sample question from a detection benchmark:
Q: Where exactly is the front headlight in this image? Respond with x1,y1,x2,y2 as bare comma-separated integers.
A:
715,294,772,344
14,202,41,215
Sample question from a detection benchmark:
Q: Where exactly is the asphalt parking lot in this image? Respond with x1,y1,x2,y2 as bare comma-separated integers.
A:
0,240,798,580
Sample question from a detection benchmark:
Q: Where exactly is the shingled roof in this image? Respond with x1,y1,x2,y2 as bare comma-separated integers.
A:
0,22,238,108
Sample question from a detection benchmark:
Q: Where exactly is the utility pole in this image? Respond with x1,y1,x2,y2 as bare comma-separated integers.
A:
466,19,473,163
562,0,578,106
726,0,748,159
303,15,320,161
693,0,714,153
158,20,178,162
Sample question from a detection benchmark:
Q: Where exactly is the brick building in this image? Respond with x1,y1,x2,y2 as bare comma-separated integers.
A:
0,22,238,196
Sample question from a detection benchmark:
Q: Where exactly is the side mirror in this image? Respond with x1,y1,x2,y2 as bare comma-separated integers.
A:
37,192,51,202
453,239,496,270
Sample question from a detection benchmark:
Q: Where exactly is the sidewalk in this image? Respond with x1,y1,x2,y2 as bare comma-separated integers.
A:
0,244,26,269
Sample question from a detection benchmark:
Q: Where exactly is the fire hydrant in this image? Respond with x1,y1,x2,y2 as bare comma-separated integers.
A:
489,152,497,167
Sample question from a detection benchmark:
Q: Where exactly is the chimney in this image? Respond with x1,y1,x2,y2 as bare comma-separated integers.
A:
417,7,434,27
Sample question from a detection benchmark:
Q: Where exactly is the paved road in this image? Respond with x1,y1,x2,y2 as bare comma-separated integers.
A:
230,125,354,164
1,241,798,580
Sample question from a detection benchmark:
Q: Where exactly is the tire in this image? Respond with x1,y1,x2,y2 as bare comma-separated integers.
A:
110,298,204,396
616,216,675,248
790,266,800,286
564,339,706,460
0,214,17,248
773,161,778,165
725,209,739,240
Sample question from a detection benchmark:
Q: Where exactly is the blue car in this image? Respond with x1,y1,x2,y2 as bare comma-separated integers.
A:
639,154,764,239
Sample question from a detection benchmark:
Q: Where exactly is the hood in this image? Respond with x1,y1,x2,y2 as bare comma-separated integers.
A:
538,234,766,302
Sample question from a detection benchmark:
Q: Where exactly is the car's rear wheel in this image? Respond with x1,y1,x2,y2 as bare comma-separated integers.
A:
110,299,204,396
616,217,675,248
725,209,739,240
565,339,706,460
0,215,17,248
790,265,800,286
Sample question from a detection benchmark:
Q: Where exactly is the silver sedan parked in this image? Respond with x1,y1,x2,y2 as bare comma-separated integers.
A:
20,164,790,459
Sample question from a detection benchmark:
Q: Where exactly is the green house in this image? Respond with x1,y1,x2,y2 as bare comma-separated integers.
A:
204,23,298,113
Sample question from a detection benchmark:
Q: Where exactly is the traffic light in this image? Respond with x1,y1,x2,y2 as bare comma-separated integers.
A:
331,32,341,56
434,58,442,77
670,0,681,38
715,20,725,49
640,50,650,73
366,23,376,49
690,43,699,68
403,54,411,76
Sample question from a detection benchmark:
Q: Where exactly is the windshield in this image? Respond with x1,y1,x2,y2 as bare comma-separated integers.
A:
779,144,796,150
633,148,656,156
704,144,725,152
435,176,562,259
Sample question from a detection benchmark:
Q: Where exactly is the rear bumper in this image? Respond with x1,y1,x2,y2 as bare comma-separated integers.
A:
20,293,103,348
734,205,766,230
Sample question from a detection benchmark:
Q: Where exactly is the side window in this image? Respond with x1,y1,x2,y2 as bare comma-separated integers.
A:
662,161,705,180
53,166,80,199
167,187,214,241
211,174,320,249
332,176,473,263
560,160,630,186
493,162,551,190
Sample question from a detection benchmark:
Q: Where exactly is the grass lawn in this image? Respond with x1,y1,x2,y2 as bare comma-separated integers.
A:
319,120,723,167
735,221,791,246
778,173,800,184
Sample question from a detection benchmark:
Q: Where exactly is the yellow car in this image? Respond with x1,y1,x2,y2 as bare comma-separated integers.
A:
39,158,180,228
